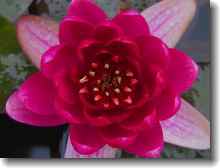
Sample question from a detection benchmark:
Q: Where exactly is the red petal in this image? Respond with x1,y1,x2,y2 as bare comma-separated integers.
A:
94,21,123,42
67,0,107,25
167,49,199,94
83,108,112,127
99,124,137,148
55,97,86,125
77,39,104,64
107,39,139,59
18,72,57,116
161,99,210,150
6,91,65,127
59,16,94,46
69,124,105,155
156,88,181,120
53,70,77,105
120,104,156,131
17,15,59,68
41,45,75,79
124,116,164,158
113,10,150,39
135,35,170,69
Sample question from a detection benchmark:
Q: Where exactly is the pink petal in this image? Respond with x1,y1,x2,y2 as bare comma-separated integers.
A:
59,16,94,46
67,0,107,25
113,10,150,39
135,35,170,69
142,0,197,47
17,15,59,68
65,136,118,158
18,72,57,116
69,124,105,155
156,89,181,120
6,91,65,127
99,124,137,148
161,99,210,150
41,45,75,79
167,49,199,94
124,115,164,158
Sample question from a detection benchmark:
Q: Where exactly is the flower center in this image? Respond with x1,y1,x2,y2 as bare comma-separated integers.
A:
78,56,138,109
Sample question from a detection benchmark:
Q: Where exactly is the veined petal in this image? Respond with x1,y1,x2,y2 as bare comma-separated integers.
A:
65,136,118,158
17,15,59,68
18,72,56,116
67,0,107,25
161,99,210,150
69,124,105,155
142,0,197,47
6,91,65,127
113,10,150,39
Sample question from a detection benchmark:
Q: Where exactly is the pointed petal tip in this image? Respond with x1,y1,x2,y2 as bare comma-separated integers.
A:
142,0,197,47
161,99,210,150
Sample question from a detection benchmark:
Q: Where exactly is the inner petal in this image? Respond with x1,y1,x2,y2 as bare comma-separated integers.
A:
77,53,140,110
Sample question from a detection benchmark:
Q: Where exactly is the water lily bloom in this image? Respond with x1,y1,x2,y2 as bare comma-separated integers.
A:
6,0,210,158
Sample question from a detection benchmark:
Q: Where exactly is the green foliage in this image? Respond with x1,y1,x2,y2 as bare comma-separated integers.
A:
0,16,20,54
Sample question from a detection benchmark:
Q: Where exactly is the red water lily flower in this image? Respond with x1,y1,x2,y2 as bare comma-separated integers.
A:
6,0,210,158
